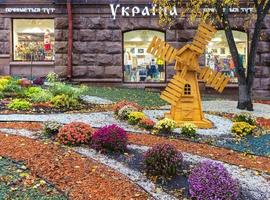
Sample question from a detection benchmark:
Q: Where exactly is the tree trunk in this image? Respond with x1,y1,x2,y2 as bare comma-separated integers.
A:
220,14,252,110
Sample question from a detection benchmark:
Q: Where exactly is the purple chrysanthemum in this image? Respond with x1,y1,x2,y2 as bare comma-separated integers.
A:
91,124,128,153
188,160,240,200
144,143,183,177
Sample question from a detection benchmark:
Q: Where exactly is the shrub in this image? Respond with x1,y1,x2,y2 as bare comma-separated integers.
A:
231,122,256,138
33,77,44,85
180,123,197,137
2,80,21,94
44,121,62,136
113,100,142,115
25,87,43,97
0,77,10,91
51,94,79,109
127,111,146,125
155,118,177,134
138,118,155,130
57,122,94,145
232,113,256,125
188,160,239,200
49,82,86,99
7,99,32,111
117,105,138,120
29,90,53,103
46,72,59,83
143,143,183,177
91,124,128,153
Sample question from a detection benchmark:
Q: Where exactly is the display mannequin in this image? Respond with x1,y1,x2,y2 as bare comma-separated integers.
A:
157,58,165,81
124,50,132,81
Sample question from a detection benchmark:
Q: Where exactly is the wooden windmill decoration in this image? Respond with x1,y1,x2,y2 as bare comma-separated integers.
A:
147,22,230,128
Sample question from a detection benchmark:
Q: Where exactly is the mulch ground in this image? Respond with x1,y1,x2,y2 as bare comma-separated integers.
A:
128,133,270,174
0,133,149,200
0,122,269,174
0,122,43,131
255,100,270,105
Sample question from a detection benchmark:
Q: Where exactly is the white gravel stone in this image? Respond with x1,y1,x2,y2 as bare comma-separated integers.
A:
80,95,113,105
0,128,37,139
160,100,270,118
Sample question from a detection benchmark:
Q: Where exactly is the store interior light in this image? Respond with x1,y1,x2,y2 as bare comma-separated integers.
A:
211,37,222,42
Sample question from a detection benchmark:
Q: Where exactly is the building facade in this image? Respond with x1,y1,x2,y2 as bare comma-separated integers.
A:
0,0,269,99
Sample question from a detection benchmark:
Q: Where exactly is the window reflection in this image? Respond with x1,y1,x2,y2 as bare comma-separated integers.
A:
123,30,165,82
205,31,248,83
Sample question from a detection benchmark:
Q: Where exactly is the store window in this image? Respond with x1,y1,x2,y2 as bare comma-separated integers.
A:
123,30,165,82
205,30,248,83
13,19,55,61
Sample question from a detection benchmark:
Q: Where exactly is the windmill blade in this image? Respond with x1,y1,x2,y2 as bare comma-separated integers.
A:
191,22,217,55
160,75,187,105
147,36,178,63
199,67,230,93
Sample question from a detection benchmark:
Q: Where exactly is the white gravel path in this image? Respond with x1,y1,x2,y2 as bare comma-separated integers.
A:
80,95,113,105
0,112,140,133
0,128,269,200
160,100,270,118
0,111,234,137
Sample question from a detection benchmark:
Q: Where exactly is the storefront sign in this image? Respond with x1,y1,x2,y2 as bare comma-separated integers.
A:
5,8,56,14
110,4,178,20
203,8,254,14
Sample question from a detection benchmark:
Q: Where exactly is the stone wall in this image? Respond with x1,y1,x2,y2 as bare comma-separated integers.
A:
252,15,270,99
54,17,69,77
0,17,11,75
70,16,193,80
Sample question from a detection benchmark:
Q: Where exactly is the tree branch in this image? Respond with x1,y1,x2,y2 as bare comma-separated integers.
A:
254,0,259,9
262,0,270,17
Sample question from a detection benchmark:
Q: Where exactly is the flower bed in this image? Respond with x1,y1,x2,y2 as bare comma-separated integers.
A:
0,75,112,114
1,120,270,199
0,132,148,199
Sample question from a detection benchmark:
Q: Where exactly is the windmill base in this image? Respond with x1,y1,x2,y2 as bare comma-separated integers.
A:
165,113,213,129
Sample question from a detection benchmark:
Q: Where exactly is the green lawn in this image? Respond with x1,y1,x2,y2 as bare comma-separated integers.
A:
84,86,167,107
0,157,67,200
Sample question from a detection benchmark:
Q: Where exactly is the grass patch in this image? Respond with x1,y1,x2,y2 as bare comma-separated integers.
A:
0,157,67,200
84,87,166,107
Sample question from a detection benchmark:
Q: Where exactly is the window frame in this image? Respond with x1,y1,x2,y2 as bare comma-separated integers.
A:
122,29,167,84
12,18,55,62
